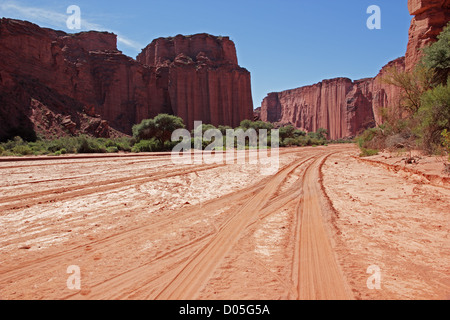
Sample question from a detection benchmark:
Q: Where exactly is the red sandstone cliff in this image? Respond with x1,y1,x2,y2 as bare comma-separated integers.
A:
0,19,253,140
260,0,448,139
260,58,406,140
137,34,254,129
406,0,450,71
260,77,378,140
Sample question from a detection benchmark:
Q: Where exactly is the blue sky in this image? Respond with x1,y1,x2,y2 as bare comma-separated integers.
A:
0,0,412,108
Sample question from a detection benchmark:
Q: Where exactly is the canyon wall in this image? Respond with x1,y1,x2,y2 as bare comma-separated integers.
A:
0,19,253,140
406,0,450,71
137,34,253,129
260,0,449,139
260,57,405,140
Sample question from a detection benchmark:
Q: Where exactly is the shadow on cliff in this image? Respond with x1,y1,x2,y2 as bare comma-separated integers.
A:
0,74,123,142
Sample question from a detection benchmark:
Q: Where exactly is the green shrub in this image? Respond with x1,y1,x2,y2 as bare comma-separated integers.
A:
218,125,232,135
114,137,133,152
279,125,295,140
12,144,33,156
239,120,274,131
293,129,306,137
359,148,379,157
356,127,385,150
106,146,119,153
416,83,450,154
0,145,4,155
283,137,299,147
422,22,450,85
77,136,107,154
133,114,185,143
131,138,160,153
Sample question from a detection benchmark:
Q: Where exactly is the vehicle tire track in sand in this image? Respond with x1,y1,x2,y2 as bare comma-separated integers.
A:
60,155,314,300
291,154,353,300
0,164,224,212
154,158,309,300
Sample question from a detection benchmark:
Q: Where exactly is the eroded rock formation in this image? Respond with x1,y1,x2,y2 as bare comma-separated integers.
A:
137,34,253,129
260,0,448,139
260,77,378,140
0,19,253,140
406,0,450,71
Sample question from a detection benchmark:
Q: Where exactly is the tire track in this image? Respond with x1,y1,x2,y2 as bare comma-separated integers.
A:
0,163,225,212
153,157,309,300
291,153,353,300
0,147,355,300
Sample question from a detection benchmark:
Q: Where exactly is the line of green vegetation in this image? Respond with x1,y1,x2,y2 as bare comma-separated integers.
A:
0,112,341,157
0,135,134,157
356,22,450,164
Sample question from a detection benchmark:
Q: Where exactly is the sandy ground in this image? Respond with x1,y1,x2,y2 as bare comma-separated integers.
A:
0,145,448,300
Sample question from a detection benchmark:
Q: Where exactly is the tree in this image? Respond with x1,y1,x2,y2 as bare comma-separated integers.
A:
422,22,450,86
279,125,295,140
133,114,185,143
316,128,328,140
218,125,232,135
153,114,185,143
417,83,450,153
383,64,434,114
239,120,274,132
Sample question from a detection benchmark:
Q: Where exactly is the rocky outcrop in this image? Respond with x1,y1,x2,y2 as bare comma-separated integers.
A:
260,0,449,139
0,19,253,141
260,57,406,140
261,78,375,140
371,57,406,125
0,18,155,139
137,34,254,129
406,0,450,70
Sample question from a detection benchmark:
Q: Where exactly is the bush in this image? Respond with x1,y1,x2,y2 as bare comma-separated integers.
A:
356,127,386,150
218,125,233,135
133,114,185,143
293,129,306,137
12,144,33,156
131,138,160,153
279,125,295,140
0,145,4,155
416,83,450,153
239,120,274,131
47,138,76,154
106,146,119,153
283,137,299,147
359,148,379,157
77,136,107,154
422,22,450,85
114,137,133,152
133,119,157,141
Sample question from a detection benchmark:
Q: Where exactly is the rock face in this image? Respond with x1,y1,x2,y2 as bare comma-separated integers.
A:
260,58,406,140
406,0,450,70
137,34,253,129
261,78,377,140
0,19,253,141
260,0,448,139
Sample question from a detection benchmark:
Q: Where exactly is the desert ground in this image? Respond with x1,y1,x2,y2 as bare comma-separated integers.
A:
0,144,448,300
